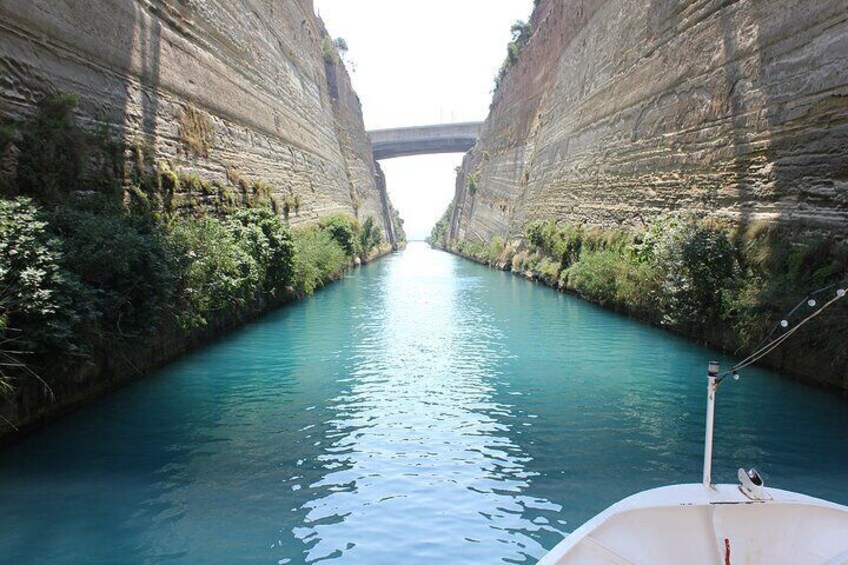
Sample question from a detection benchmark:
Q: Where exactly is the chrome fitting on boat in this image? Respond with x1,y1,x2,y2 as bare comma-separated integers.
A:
738,467,768,500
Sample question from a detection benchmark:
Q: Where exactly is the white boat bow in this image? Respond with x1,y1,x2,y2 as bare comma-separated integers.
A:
539,482,848,564
539,354,848,564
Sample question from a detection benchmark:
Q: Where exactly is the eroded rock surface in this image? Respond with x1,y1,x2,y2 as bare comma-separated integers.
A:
0,0,395,237
449,0,848,243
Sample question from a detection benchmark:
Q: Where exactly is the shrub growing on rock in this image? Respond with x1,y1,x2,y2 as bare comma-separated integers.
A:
0,198,92,359
319,214,360,257
359,215,383,255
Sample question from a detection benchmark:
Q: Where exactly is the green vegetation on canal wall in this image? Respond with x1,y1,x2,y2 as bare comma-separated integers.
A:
432,216,848,390
435,0,848,390
0,95,396,440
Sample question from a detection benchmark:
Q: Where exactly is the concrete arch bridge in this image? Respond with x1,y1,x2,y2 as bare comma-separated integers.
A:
367,122,482,160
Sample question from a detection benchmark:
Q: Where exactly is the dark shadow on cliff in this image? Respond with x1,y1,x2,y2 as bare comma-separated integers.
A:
718,4,757,234
136,1,162,157
0,0,166,431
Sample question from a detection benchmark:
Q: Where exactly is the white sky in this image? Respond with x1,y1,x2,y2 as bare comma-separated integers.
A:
314,0,534,240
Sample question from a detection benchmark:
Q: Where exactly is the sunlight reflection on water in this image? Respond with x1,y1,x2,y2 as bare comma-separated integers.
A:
0,243,846,564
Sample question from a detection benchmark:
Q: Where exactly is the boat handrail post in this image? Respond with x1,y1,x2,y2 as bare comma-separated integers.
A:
703,361,719,488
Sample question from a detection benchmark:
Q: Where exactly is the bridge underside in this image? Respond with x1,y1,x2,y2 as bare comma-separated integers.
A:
368,122,481,160
371,138,477,160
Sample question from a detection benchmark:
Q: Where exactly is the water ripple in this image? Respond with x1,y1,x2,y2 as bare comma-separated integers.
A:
0,243,845,564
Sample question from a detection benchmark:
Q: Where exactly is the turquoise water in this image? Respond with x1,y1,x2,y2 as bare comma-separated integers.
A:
1,242,846,564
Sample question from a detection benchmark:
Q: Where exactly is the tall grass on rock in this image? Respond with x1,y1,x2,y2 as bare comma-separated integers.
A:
292,227,348,295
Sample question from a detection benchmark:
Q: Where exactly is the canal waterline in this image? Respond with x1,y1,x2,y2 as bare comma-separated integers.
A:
1,242,846,564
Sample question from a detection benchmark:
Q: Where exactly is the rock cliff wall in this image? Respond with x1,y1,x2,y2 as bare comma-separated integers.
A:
449,0,848,243
0,0,395,239
443,0,848,389
0,0,399,441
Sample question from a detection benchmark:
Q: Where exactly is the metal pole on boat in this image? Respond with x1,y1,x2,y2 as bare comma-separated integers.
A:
703,361,719,488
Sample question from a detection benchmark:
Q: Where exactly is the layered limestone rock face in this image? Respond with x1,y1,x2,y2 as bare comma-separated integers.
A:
0,0,396,240
449,0,848,243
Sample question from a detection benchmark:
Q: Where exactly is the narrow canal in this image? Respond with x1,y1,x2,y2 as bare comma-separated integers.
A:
1,243,846,564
